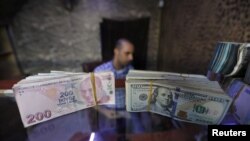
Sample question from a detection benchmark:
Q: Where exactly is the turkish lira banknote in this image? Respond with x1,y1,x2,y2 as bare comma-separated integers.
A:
13,71,115,127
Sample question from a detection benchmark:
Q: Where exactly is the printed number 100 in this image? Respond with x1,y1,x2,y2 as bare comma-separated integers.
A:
26,110,52,124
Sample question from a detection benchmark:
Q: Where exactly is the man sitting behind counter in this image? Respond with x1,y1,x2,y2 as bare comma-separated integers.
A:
94,39,150,132
94,39,134,79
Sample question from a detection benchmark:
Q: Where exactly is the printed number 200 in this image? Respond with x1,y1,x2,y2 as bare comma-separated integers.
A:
26,110,52,124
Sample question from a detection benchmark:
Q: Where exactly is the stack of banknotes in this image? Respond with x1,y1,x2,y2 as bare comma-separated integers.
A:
126,70,232,125
13,71,115,127
208,42,250,76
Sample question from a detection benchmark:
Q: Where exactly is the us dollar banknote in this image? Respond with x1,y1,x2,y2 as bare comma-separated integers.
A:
126,70,232,125
13,71,115,127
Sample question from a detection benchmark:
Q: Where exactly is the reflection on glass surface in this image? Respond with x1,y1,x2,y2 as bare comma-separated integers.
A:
220,113,239,125
105,88,126,109
27,109,91,141
24,105,176,141
1,88,237,141
89,132,95,141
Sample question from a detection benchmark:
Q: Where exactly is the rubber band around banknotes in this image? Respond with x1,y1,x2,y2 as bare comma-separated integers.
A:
90,73,98,105
147,80,153,111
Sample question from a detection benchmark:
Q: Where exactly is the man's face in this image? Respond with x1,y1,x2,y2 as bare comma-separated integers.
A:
156,88,172,107
115,42,134,67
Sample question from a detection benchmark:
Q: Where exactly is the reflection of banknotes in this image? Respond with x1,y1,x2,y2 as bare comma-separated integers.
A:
126,70,232,125
27,109,91,141
233,86,250,124
13,71,115,127
224,79,244,98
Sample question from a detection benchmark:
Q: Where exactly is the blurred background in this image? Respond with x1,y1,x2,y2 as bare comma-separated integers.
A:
0,0,250,79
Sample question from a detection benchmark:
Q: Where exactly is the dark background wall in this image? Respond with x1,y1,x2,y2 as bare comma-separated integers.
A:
11,0,161,74
2,0,250,76
158,0,250,74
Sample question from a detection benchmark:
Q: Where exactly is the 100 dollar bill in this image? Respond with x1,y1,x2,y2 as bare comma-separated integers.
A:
126,82,232,125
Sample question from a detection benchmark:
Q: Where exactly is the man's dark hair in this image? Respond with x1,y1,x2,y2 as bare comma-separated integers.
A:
115,38,132,49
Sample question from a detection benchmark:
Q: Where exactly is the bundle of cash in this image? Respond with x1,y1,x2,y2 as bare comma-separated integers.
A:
208,42,241,75
13,71,115,127
208,42,250,76
126,70,232,125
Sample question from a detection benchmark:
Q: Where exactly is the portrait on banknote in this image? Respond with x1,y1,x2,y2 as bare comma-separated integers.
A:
150,86,174,114
80,76,110,105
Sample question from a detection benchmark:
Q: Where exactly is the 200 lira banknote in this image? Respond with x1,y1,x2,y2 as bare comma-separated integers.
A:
13,71,115,127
